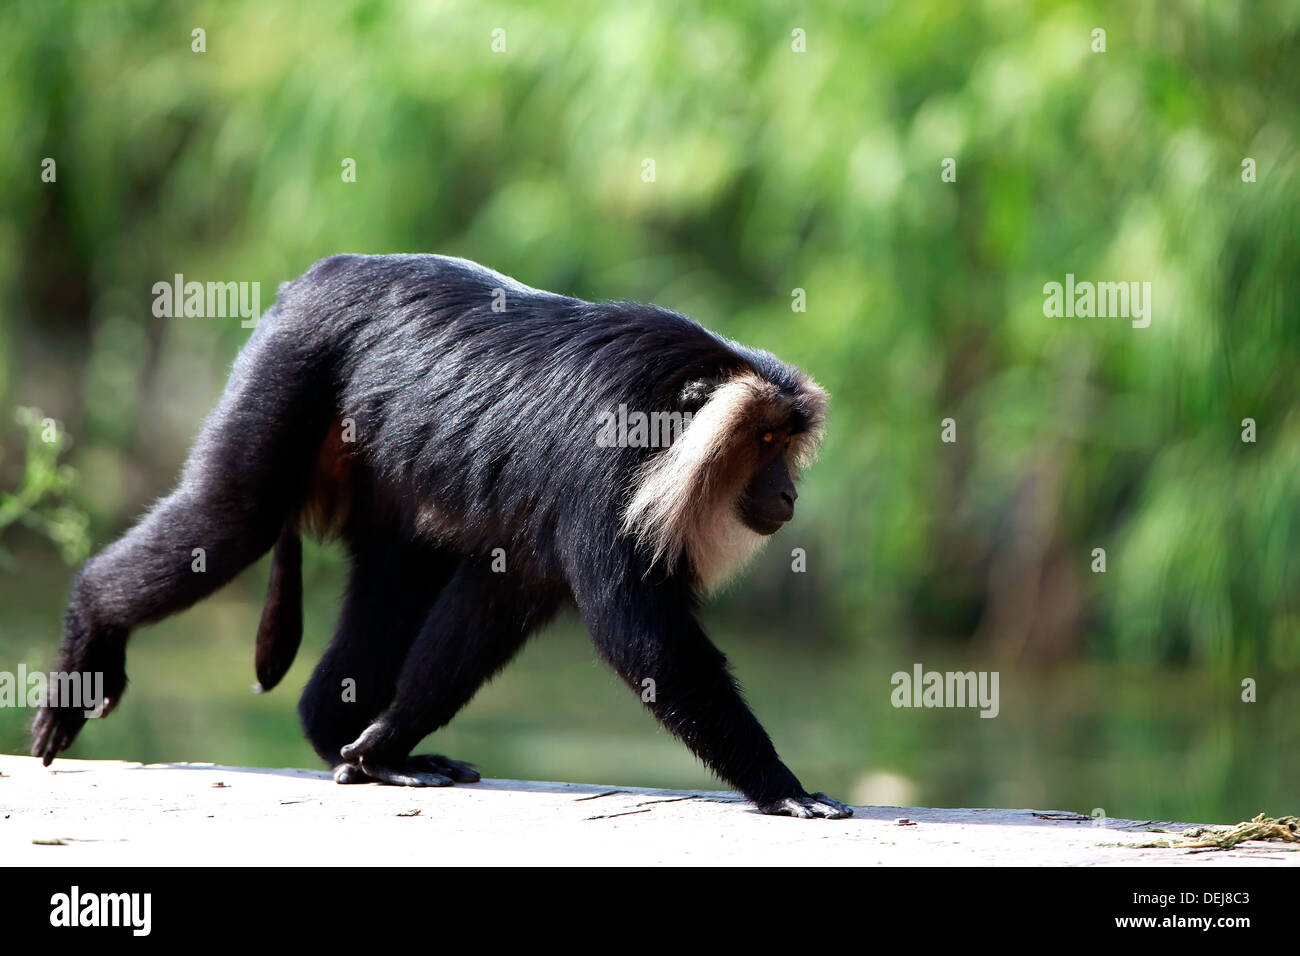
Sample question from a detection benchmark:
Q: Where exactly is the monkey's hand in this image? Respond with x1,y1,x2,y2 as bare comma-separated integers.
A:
757,792,854,819
31,633,128,766
339,718,481,787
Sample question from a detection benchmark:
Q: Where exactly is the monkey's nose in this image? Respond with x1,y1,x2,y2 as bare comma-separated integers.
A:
777,490,796,521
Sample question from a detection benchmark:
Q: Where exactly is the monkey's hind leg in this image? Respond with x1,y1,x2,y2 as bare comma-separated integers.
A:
33,325,332,764
339,562,560,787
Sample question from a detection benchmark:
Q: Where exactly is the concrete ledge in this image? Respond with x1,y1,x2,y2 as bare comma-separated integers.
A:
1,754,1293,866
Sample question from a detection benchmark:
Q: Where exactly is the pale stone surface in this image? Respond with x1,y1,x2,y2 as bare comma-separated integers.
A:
1,754,1294,866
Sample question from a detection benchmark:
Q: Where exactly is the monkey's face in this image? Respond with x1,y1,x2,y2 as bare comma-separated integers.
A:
625,369,824,588
737,428,798,535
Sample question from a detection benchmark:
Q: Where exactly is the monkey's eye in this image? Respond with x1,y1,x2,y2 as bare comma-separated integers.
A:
761,432,774,444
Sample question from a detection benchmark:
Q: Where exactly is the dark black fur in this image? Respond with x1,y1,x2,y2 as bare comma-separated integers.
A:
32,254,850,819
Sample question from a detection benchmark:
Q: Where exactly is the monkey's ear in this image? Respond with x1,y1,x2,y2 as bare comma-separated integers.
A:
678,378,715,413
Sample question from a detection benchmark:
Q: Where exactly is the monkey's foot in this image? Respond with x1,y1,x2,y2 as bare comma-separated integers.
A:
31,638,128,766
31,705,84,767
333,753,480,787
757,792,853,819
31,693,121,767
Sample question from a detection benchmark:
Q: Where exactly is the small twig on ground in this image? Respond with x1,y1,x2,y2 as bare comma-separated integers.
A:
1110,813,1300,850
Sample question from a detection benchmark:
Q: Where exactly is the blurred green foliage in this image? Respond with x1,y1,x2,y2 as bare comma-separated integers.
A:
1,1,1298,818
0,408,90,568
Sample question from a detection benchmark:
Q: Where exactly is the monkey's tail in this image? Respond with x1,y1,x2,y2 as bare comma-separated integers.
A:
253,526,303,692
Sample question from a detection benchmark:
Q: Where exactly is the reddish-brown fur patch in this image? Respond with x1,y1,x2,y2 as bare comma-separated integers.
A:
298,420,354,538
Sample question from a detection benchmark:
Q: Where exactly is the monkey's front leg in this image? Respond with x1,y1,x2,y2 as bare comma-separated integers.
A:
339,562,555,786
581,581,852,819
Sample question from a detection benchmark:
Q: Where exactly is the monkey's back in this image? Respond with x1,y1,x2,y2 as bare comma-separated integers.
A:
264,254,752,564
